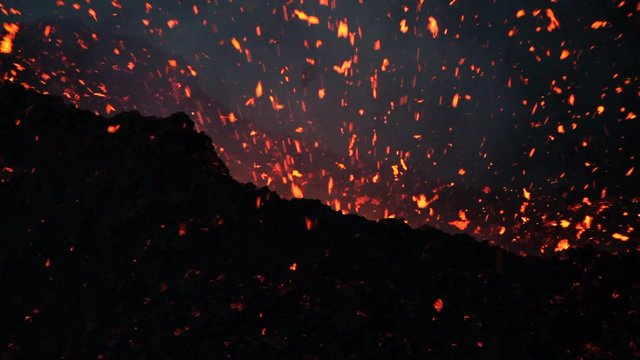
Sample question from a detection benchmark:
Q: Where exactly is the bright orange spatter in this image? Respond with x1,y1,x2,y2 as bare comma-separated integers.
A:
433,298,444,313
1,22,20,54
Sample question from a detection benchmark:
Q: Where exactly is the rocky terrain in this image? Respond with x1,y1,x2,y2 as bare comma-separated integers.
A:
0,84,638,359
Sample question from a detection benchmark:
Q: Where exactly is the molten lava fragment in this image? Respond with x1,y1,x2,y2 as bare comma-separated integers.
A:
433,298,444,313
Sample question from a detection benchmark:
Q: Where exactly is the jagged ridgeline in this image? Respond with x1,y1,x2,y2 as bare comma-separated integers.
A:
0,84,638,359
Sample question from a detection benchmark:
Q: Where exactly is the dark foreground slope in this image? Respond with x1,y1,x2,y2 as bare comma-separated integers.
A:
0,85,638,359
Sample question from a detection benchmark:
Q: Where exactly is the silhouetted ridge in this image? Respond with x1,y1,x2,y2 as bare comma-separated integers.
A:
0,85,638,359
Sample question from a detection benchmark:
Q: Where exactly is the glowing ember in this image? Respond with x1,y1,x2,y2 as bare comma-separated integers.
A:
399,19,408,34
427,17,438,38
107,125,120,134
433,298,443,313
305,217,316,231
545,9,560,32
178,223,187,236
554,239,570,252
255,81,263,98
337,20,349,38
293,9,319,26
612,233,630,242
413,194,429,209
449,210,470,231
291,183,304,199
1,22,19,54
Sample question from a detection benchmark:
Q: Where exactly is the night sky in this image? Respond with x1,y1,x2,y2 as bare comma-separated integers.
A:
1,0,638,254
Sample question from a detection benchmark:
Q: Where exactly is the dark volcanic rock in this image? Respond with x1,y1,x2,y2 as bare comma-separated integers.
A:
0,84,638,359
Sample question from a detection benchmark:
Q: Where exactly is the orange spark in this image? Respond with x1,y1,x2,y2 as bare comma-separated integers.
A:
318,88,326,99
448,210,470,230
400,19,409,33
545,9,560,32
381,58,390,72
187,65,198,77
107,125,120,134
178,223,187,236
255,196,262,209
289,262,297,271
612,233,629,242
559,49,570,60
88,8,98,22
451,93,460,108
305,217,317,231
415,196,428,209
412,194,436,209
291,183,304,198
293,9,320,25
255,81,263,98
1,23,20,54
370,72,378,98
337,20,349,38
333,59,352,76
590,21,608,29
167,19,178,29
427,17,439,38
231,37,242,53
516,9,526,18
554,239,570,252
626,167,635,176
269,96,285,111
523,188,531,201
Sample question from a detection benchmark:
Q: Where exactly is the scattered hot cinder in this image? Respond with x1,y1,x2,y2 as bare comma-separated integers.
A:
0,85,638,359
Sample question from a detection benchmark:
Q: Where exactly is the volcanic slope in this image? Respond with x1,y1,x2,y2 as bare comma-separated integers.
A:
0,84,638,359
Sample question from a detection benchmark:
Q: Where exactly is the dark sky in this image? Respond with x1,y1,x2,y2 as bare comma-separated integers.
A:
2,0,638,253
